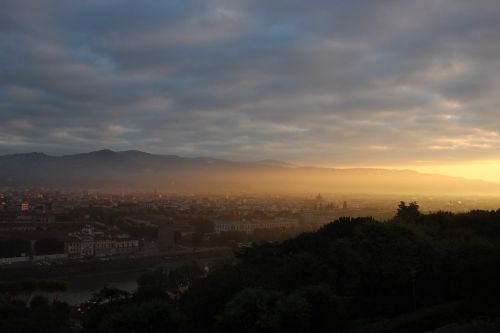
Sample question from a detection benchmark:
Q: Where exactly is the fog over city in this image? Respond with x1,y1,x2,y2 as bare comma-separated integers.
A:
3,1,500,332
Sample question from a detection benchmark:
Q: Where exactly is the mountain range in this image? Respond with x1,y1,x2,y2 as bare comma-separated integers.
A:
0,149,498,194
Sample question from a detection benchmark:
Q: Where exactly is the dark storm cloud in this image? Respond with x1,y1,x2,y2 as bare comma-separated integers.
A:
1,0,500,164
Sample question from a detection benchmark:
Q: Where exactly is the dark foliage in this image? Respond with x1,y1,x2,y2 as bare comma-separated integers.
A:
34,238,65,255
6,206,500,332
0,296,73,333
0,239,31,258
177,210,500,332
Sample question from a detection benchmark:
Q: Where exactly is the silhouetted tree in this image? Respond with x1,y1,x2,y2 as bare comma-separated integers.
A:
396,201,421,223
77,204,500,333
215,288,281,333
97,300,185,333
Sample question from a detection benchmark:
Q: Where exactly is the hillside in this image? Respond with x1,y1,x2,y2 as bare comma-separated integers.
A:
0,150,499,195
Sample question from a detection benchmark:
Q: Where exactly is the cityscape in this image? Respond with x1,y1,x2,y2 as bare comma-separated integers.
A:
3,188,500,271
3,0,500,332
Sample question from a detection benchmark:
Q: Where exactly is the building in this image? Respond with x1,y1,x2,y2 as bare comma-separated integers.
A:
214,218,298,234
80,236,95,256
65,236,81,256
113,235,141,255
94,235,116,256
65,224,140,257
20,201,29,212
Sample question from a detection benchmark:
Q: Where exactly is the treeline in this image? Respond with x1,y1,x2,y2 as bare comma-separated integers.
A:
206,228,305,246
0,294,73,333
0,279,71,333
177,206,500,332
78,203,500,332
0,238,65,258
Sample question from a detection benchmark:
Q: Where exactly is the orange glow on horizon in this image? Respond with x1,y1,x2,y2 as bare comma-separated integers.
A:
410,160,500,184
327,160,500,184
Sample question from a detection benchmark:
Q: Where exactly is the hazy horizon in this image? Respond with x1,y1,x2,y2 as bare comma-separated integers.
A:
3,1,500,185
2,148,500,197
4,148,500,186
3,2,500,332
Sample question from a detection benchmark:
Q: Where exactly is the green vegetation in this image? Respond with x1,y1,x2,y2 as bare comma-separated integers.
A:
0,238,65,258
3,203,500,332
208,227,305,247
0,296,73,333
0,239,31,258
34,238,65,255
78,204,500,332
0,279,72,333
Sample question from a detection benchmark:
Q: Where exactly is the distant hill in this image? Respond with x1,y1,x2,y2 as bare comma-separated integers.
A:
0,150,499,194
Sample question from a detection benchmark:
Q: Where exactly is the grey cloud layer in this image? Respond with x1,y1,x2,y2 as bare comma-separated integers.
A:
1,0,500,165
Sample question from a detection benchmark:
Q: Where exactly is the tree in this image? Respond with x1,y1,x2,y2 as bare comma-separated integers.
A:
0,239,31,258
97,300,185,333
34,238,64,255
396,201,421,223
273,294,311,333
89,287,131,305
296,285,346,332
29,296,49,311
215,288,281,333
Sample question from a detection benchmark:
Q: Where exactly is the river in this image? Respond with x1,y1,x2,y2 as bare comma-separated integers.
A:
31,269,145,305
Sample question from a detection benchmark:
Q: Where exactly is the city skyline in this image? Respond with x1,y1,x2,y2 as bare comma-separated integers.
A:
3,2,500,331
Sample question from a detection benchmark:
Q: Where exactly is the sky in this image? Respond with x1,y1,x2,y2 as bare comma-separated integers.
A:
2,1,500,181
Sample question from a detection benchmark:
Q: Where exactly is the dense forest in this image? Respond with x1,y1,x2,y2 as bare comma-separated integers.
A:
2,202,500,332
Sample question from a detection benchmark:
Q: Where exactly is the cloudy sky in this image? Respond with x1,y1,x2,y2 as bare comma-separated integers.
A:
2,1,500,180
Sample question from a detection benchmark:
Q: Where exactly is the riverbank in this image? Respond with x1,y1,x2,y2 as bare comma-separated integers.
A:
0,247,233,281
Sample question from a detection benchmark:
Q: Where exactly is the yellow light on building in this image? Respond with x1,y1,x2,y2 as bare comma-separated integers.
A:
20,201,29,212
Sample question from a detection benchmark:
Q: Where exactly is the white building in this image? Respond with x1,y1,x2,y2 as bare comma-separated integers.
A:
65,225,140,257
